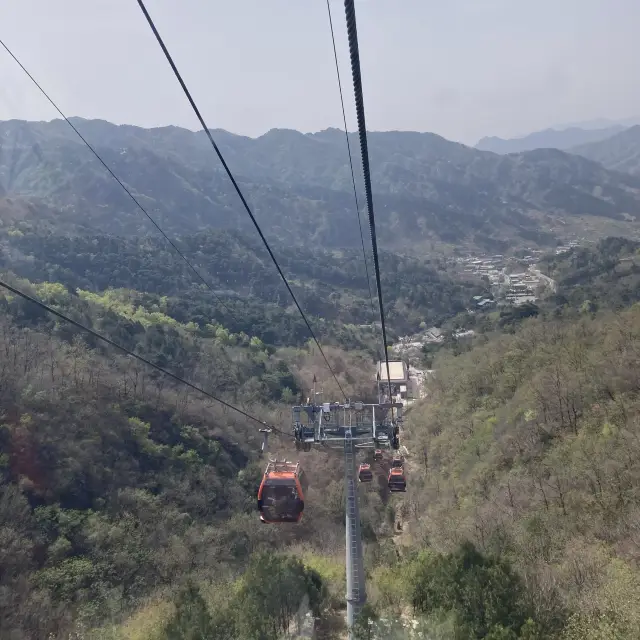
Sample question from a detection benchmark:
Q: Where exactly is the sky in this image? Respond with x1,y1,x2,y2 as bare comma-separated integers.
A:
1,0,639,146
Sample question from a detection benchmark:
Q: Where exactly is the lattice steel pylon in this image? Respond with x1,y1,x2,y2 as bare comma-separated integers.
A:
292,399,402,638
344,426,365,629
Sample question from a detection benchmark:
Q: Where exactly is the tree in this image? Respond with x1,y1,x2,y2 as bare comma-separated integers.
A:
164,583,232,640
235,553,326,640
352,603,378,639
411,542,531,638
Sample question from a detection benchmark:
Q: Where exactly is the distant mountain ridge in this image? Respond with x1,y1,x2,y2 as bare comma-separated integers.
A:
553,116,640,131
476,125,626,154
570,125,640,176
2,117,640,253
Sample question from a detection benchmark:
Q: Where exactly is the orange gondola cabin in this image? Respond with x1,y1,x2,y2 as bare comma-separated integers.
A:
388,467,407,492
257,460,308,523
358,463,373,483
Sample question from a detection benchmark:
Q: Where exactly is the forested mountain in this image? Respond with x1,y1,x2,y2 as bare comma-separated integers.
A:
476,125,625,154
7,260,640,638
404,306,640,638
0,224,479,338
0,272,377,639
540,236,640,311
571,125,640,176
3,118,640,252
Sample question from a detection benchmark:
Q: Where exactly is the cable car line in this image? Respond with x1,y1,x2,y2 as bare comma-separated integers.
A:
0,278,292,439
343,0,394,402
325,0,375,320
0,38,237,320
135,0,347,402
6,6,407,623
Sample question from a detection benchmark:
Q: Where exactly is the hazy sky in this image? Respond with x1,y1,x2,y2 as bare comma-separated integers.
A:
1,0,639,145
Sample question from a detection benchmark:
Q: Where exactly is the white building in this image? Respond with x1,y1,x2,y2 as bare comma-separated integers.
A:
377,361,410,402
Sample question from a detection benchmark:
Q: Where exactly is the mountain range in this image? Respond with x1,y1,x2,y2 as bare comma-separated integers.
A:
571,125,640,176
475,116,640,154
475,125,627,154
554,116,640,130
2,118,640,253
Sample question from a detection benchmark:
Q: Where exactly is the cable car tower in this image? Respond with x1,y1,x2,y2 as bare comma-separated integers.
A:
292,388,403,638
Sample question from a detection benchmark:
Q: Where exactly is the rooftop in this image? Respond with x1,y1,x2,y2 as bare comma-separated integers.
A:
377,361,408,383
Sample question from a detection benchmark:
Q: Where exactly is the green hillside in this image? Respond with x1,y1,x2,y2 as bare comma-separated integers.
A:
6,250,640,638
0,271,384,639
399,305,640,638
540,237,640,311
0,224,480,338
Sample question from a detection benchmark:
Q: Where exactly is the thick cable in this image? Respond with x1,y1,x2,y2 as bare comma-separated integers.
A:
0,278,291,438
342,0,393,401
135,0,347,401
0,37,236,319
325,0,375,319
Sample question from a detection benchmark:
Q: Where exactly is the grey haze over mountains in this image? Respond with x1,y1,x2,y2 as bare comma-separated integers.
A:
571,126,640,176
555,117,640,131
476,125,628,155
2,118,640,253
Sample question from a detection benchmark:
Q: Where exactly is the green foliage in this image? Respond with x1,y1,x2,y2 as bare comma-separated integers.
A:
411,542,529,638
353,607,465,640
233,553,326,639
498,303,540,329
407,304,640,639
36,557,98,602
1,226,477,339
129,553,328,640
33,281,70,304
0,290,372,639
561,557,640,639
1,272,303,407
352,602,379,639
484,626,518,640
77,289,180,329
0,304,298,638
541,237,640,312
164,583,224,640
371,562,408,612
